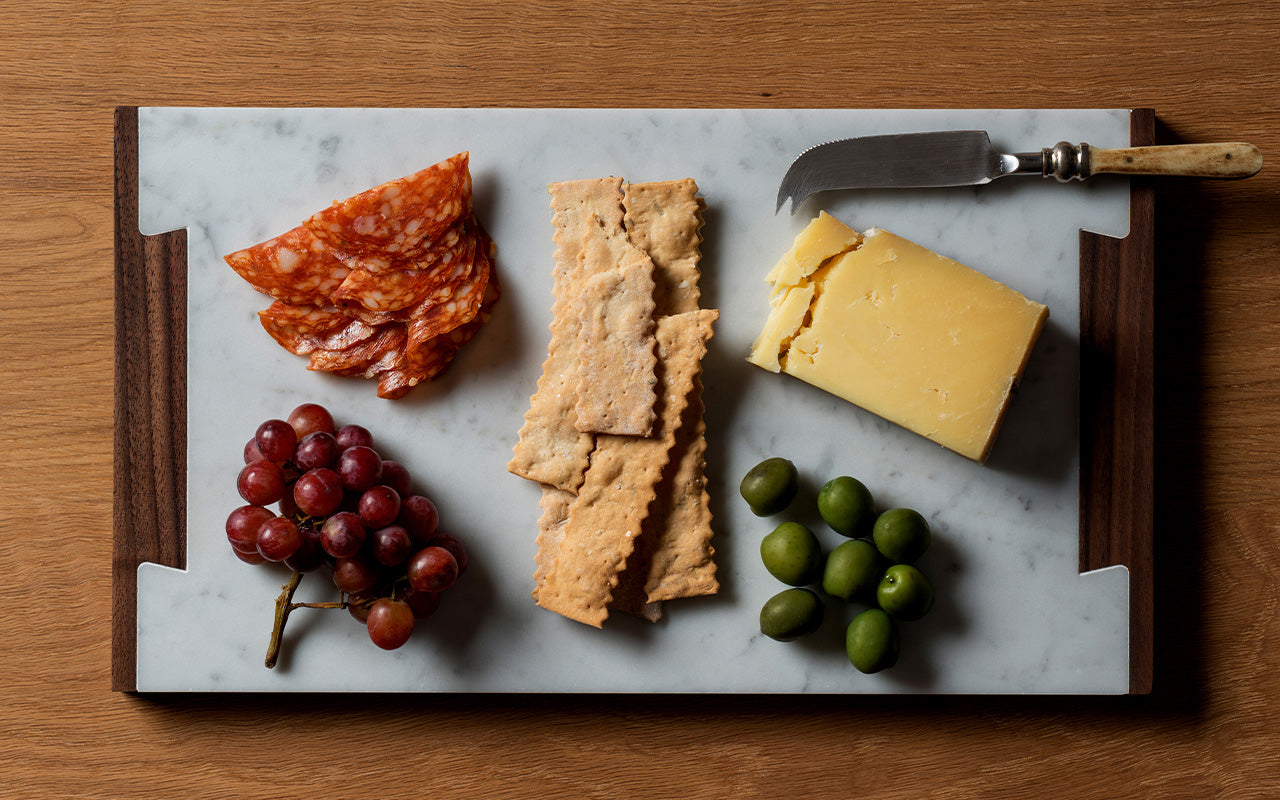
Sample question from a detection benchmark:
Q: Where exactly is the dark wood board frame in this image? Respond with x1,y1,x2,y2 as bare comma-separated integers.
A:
110,106,1155,693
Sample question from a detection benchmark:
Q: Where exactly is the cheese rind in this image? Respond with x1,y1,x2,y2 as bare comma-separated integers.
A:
753,223,1048,463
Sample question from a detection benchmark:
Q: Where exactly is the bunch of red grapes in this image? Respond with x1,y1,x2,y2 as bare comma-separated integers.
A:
225,402,467,651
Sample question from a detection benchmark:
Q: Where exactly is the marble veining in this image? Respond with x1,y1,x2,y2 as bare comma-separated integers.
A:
135,108,1132,693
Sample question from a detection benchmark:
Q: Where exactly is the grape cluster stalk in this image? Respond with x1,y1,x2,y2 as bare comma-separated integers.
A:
225,403,469,667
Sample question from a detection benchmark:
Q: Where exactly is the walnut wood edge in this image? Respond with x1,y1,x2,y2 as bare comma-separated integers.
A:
1078,108,1156,695
112,106,189,692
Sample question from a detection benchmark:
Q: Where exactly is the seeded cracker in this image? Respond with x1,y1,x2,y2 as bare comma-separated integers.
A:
572,221,659,437
507,179,625,491
536,310,717,627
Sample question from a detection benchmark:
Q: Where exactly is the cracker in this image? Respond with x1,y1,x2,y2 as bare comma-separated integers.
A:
531,486,573,603
622,179,705,316
507,178,624,491
639,372,718,602
536,310,717,627
572,224,658,436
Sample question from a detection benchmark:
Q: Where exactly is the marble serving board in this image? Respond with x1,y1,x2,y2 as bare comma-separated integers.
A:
129,107,1139,693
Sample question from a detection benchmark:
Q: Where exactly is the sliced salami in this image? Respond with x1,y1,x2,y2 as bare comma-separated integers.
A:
307,324,407,378
224,226,350,306
258,301,378,355
330,223,479,320
404,225,492,349
305,152,472,260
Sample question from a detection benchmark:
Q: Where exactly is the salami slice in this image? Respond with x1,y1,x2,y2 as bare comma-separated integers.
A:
258,301,378,355
404,225,492,349
224,226,350,306
307,324,407,378
305,152,472,260
332,216,470,275
377,262,501,399
330,222,479,320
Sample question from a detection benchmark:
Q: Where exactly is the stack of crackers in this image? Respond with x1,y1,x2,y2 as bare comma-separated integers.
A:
508,177,718,627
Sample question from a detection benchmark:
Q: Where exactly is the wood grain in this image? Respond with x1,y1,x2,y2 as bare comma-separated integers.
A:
4,1,1280,797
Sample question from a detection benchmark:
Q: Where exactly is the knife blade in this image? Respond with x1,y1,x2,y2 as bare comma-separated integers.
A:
776,131,1262,214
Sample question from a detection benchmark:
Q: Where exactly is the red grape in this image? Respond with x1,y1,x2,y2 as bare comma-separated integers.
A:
256,517,302,562
401,586,441,620
407,546,458,593
335,424,373,452
278,488,300,519
237,460,286,505
320,511,367,559
243,437,266,464
367,598,415,650
255,419,298,463
226,504,275,554
332,555,379,594
345,588,380,623
233,548,268,565
295,431,340,470
358,485,401,529
379,460,412,498
337,445,382,492
397,495,439,547
371,525,412,567
288,403,335,439
284,527,326,573
293,468,344,517
427,531,469,576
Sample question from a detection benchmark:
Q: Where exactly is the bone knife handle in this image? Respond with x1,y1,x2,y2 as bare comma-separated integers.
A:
1042,141,1262,181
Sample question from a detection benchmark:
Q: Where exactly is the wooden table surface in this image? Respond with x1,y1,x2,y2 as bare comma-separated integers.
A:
4,2,1279,796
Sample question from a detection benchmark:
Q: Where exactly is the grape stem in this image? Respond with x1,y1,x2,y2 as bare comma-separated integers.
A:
265,571,303,669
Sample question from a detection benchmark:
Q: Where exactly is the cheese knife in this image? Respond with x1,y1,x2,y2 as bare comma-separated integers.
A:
776,131,1263,213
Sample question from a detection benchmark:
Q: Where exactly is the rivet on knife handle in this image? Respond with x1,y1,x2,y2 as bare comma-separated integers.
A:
1042,141,1264,182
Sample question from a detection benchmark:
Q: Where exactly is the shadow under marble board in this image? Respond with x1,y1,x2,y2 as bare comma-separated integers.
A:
112,106,1152,694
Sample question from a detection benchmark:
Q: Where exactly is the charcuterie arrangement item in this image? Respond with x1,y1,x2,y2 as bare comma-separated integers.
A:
227,402,470,666
224,153,498,399
748,212,1048,463
743,457,938,674
508,177,718,628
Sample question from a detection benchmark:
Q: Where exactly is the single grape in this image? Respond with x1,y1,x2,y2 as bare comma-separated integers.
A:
337,445,382,492
237,460,286,506
255,419,298,463
226,504,275,554
332,555,379,594
243,437,266,464
294,431,340,471
320,511,367,559
397,495,440,548
427,531,469,576
233,548,268,565
294,468,344,517
335,424,374,452
401,586,441,620
367,598,415,650
288,403,335,439
371,525,412,567
407,546,459,593
256,516,302,562
278,488,300,519
284,527,326,573
345,588,380,623
359,485,401,529
379,460,412,498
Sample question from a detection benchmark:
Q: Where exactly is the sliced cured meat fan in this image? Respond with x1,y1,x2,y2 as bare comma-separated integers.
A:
223,152,498,398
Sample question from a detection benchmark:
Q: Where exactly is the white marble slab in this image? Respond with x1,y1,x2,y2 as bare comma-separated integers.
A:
134,108,1134,693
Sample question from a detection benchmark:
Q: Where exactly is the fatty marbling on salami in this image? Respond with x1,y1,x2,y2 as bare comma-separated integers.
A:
223,152,497,398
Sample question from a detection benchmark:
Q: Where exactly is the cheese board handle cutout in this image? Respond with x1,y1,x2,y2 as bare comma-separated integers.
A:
113,106,188,692
1078,108,1156,695
1051,140,1261,180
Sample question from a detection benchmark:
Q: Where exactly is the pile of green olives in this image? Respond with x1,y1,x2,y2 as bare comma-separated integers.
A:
742,457,937,674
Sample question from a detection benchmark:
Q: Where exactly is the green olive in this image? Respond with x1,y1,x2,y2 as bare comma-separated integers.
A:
845,608,900,673
871,507,931,564
739,457,799,516
821,539,885,603
817,476,875,538
760,522,824,586
876,563,934,621
759,588,824,641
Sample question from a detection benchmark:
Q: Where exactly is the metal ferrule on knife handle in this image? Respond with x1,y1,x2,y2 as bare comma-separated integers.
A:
1043,142,1092,182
